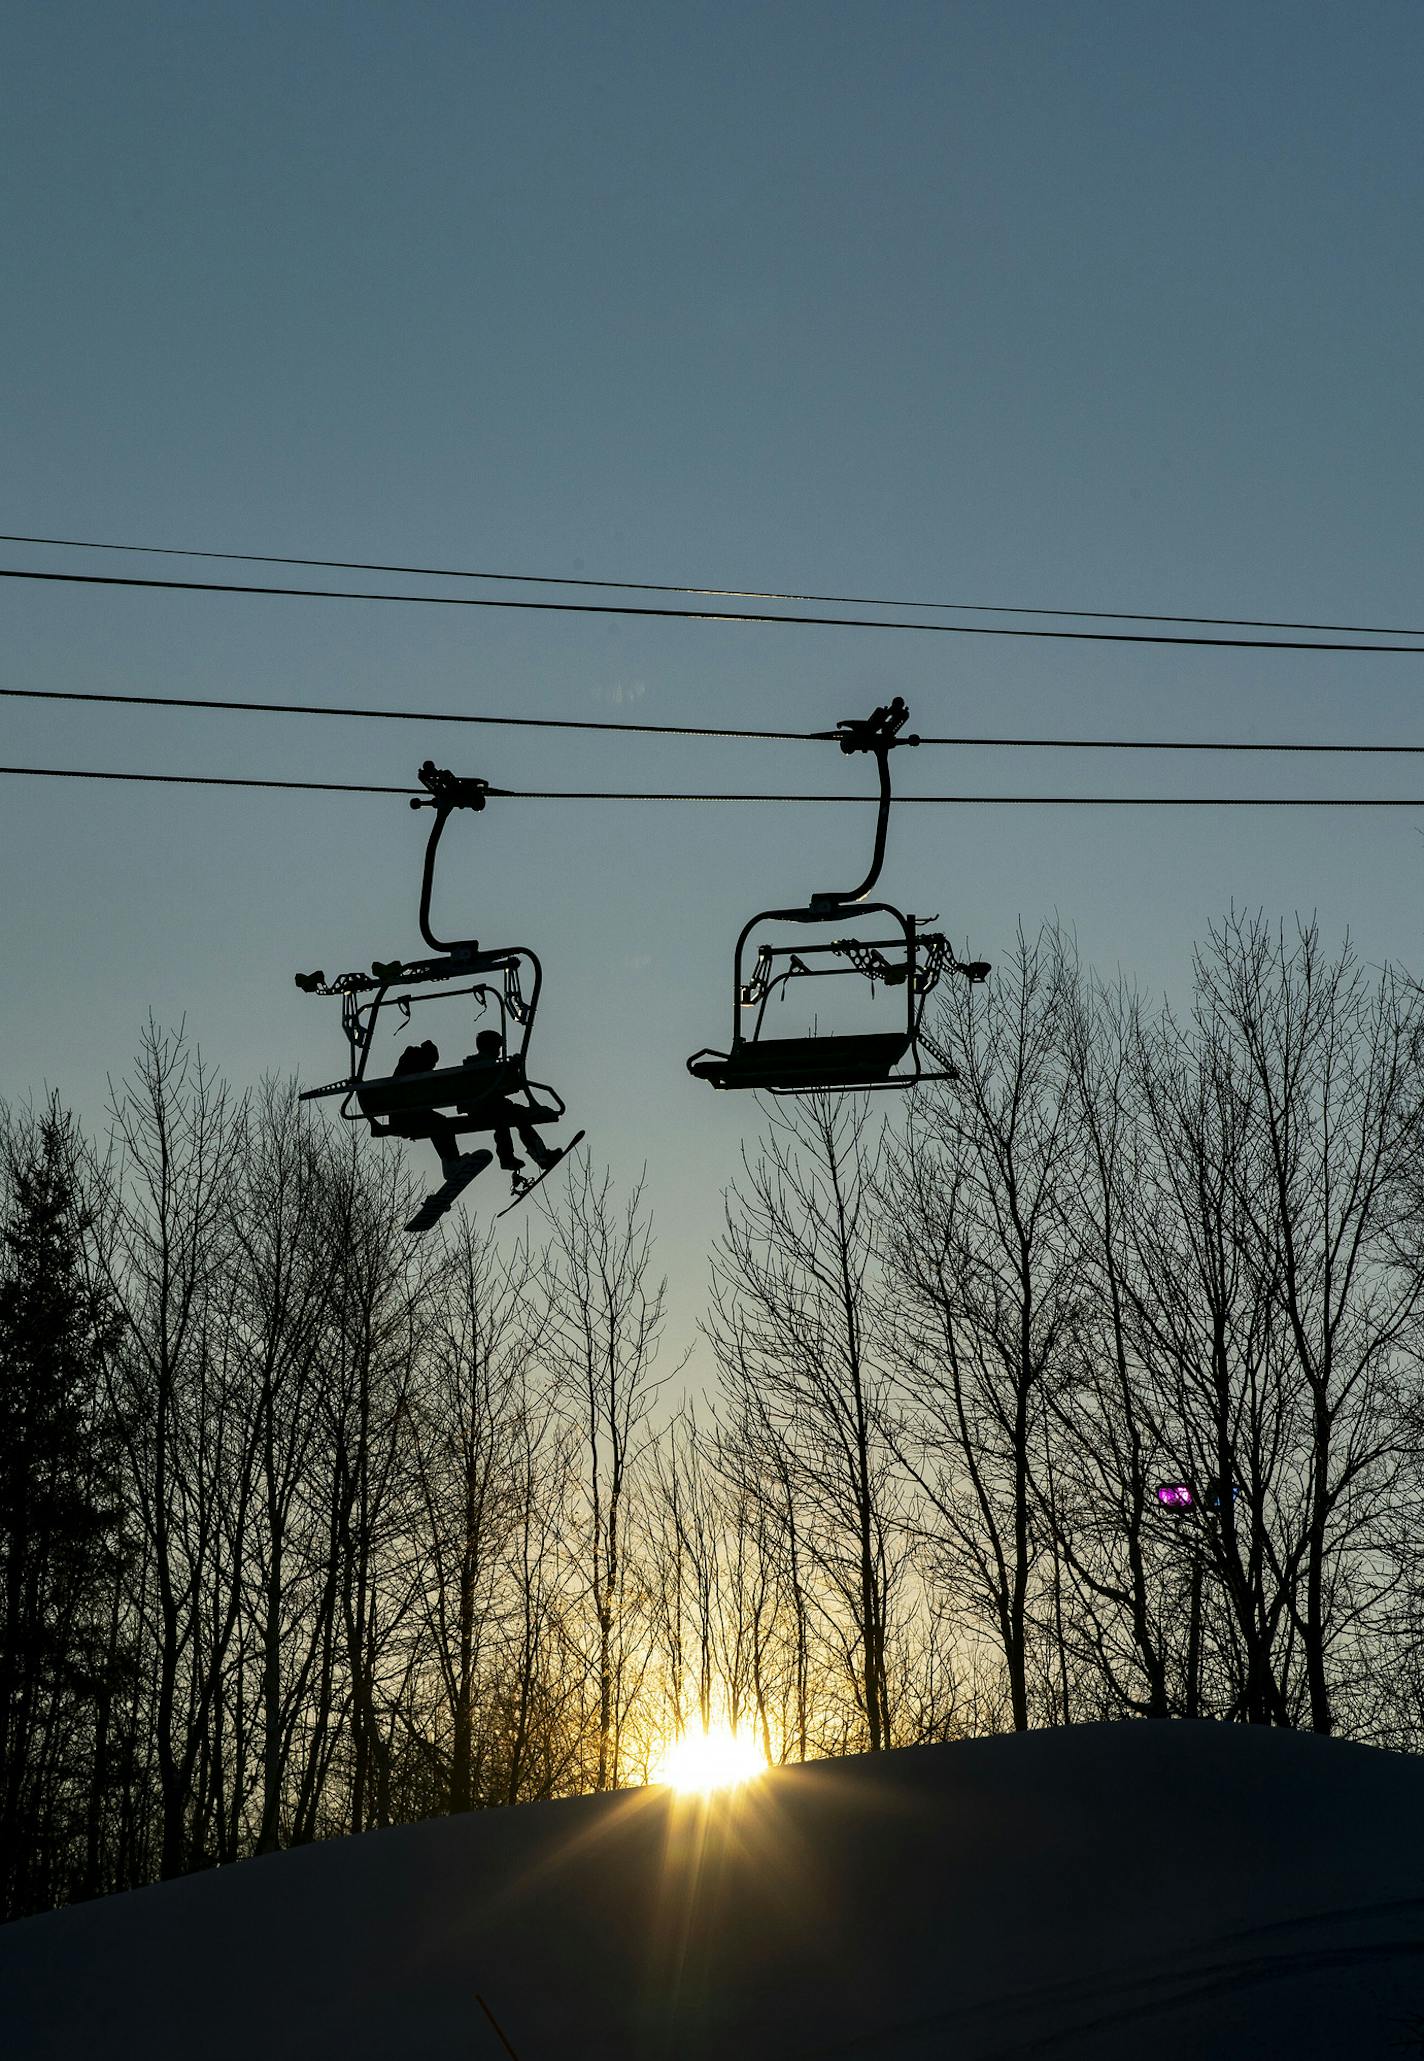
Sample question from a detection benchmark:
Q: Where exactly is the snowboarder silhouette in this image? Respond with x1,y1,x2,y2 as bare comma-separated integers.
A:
471,1028,557,1185
390,1040,466,1173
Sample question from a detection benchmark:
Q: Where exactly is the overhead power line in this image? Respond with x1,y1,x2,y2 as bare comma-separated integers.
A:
496,790,1424,808
0,765,415,795
4,765,1424,806
5,528,1421,641
0,684,813,743
5,683,1424,755
5,565,1424,654
919,736,1424,754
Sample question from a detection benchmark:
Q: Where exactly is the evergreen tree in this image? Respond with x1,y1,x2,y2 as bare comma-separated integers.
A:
0,1099,128,1916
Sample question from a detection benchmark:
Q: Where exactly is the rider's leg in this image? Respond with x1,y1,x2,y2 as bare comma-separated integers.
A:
492,1124,522,1173
515,1120,556,1169
428,1116,463,1172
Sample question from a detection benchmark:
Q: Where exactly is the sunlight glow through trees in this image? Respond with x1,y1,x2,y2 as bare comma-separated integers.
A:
649,1722,769,1796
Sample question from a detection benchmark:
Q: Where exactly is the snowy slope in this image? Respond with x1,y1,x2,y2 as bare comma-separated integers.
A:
3,1722,1422,2059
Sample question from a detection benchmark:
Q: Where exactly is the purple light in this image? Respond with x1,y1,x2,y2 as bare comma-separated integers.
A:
1155,1483,1196,1510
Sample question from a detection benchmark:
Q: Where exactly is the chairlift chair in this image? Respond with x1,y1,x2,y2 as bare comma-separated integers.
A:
295,762,579,1229
687,698,989,1096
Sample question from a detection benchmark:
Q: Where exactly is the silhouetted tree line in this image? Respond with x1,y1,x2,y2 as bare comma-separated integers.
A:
5,913,1424,1920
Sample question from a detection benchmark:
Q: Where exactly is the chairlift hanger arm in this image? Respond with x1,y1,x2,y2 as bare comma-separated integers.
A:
810,697,919,908
411,760,490,954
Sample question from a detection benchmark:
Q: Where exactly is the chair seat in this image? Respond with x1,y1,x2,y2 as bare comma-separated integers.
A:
688,1030,913,1092
356,1059,520,1119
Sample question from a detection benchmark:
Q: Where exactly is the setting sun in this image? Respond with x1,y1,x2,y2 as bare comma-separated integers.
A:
650,1723,769,1796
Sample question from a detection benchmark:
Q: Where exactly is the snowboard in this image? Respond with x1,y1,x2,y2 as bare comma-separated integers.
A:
405,1149,494,1234
496,1132,586,1219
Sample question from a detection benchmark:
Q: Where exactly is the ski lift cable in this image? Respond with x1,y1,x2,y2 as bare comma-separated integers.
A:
5,528,1422,641
6,764,1424,805
3,685,1423,756
0,683,817,744
4,565,1424,654
494,789,1424,807
0,765,417,795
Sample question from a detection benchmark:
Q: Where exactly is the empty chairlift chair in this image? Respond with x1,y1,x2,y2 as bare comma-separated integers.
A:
686,698,989,1096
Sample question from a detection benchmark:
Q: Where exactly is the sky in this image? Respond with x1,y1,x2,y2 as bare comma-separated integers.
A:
3,1,1423,1361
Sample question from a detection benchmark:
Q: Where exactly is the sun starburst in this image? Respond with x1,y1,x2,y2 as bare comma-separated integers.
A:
650,1722,768,1796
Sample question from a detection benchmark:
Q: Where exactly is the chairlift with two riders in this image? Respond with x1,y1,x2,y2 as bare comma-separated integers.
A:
295,761,583,1234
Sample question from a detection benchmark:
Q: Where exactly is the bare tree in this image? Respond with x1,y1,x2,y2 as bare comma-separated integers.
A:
1048,970,1176,1719
1194,915,1424,1733
407,1217,531,1811
321,1134,434,1833
708,1380,818,1763
1120,977,1301,1724
708,1094,903,1753
539,1160,670,1789
97,1024,248,1879
225,1081,340,1853
643,1410,719,1742
490,1362,583,1804
881,926,1080,1732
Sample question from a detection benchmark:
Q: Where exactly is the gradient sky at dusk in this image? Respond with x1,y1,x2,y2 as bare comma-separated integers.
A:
4,1,1422,1347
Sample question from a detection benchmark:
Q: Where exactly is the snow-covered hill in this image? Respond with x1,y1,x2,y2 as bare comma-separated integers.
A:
3,1722,1421,2059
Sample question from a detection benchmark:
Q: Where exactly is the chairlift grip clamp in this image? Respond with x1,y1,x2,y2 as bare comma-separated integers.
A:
412,762,490,814
830,695,919,757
